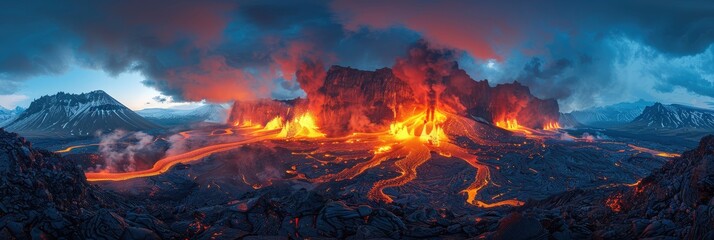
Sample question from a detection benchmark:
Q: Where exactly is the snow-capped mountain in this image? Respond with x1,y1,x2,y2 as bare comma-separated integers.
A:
0,106,24,126
4,90,159,136
137,104,228,126
569,99,654,125
629,103,714,129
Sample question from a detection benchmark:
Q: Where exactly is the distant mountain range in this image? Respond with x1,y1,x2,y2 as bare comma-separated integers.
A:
569,99,654,126
558,112,581,128
137,104,228,126
3,90,159,137
629,103,714,129
600,102,714,147
0,106,24,126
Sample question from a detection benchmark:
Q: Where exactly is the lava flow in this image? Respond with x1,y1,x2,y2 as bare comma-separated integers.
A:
311,108,524,208
495,118,533,135
55,143,100,153
85,113,324,181
86,107,523,208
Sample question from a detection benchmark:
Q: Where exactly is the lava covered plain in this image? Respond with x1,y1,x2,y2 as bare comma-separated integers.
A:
57,116,678,215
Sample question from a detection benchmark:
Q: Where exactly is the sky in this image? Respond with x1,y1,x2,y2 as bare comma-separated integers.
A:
1,0,713,112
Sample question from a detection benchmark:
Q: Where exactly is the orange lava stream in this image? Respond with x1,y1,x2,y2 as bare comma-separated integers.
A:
627,144,681,158
85,133,276,181
367,138,431,203
86,113,325,182
55,143,100,153
84,110,521,208
314,110,523,208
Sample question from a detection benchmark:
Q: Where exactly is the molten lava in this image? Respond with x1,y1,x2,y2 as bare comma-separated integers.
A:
55,143,100,153
495,119,520,130
85,108,522,208
312,108,523,208
543,122,561,131
495,118,533,135
276,113,325,138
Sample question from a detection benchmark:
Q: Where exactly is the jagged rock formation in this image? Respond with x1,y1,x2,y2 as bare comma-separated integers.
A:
4,91,159,136
228,65,559,136
630,103,714,129
227,99,300,126
302,66,559,136
0,129,172,239
521,135,714,239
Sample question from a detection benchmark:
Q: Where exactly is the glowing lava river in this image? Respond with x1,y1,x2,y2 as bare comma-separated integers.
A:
83,109,537,208
81,108,681,209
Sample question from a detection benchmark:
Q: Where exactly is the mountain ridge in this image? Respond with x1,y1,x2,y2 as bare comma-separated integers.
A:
4,90,159,136
630,102,714,129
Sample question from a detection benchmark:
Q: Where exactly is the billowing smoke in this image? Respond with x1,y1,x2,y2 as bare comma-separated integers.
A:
98,130,156,172
392,41,459,112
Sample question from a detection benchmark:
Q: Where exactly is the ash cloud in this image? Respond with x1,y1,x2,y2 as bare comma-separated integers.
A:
1,0,713,110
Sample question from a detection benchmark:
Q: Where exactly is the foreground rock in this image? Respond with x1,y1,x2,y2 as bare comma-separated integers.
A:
0,129,171,239
522,135,714,239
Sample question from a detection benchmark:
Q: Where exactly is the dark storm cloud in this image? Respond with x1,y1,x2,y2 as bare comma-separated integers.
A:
654,68,714,98
0,0,712,109
334,0,714,110
0,0,418,102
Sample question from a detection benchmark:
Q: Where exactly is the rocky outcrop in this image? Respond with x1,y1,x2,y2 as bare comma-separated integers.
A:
312,66,561,136
287,65,559,136
0,129,172,239
227,99,296,126
520,135,714,239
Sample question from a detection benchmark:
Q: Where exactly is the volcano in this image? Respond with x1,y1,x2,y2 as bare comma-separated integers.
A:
4,91,159,137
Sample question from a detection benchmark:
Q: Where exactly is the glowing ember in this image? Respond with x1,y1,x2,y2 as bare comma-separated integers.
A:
606,193,624,212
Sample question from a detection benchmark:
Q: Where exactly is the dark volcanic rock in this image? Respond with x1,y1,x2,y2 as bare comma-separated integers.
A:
0,128,172,239
521,135,714,239
283,64,559,136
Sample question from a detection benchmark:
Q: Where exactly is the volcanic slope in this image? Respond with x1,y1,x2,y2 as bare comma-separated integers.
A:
4,90,159,137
